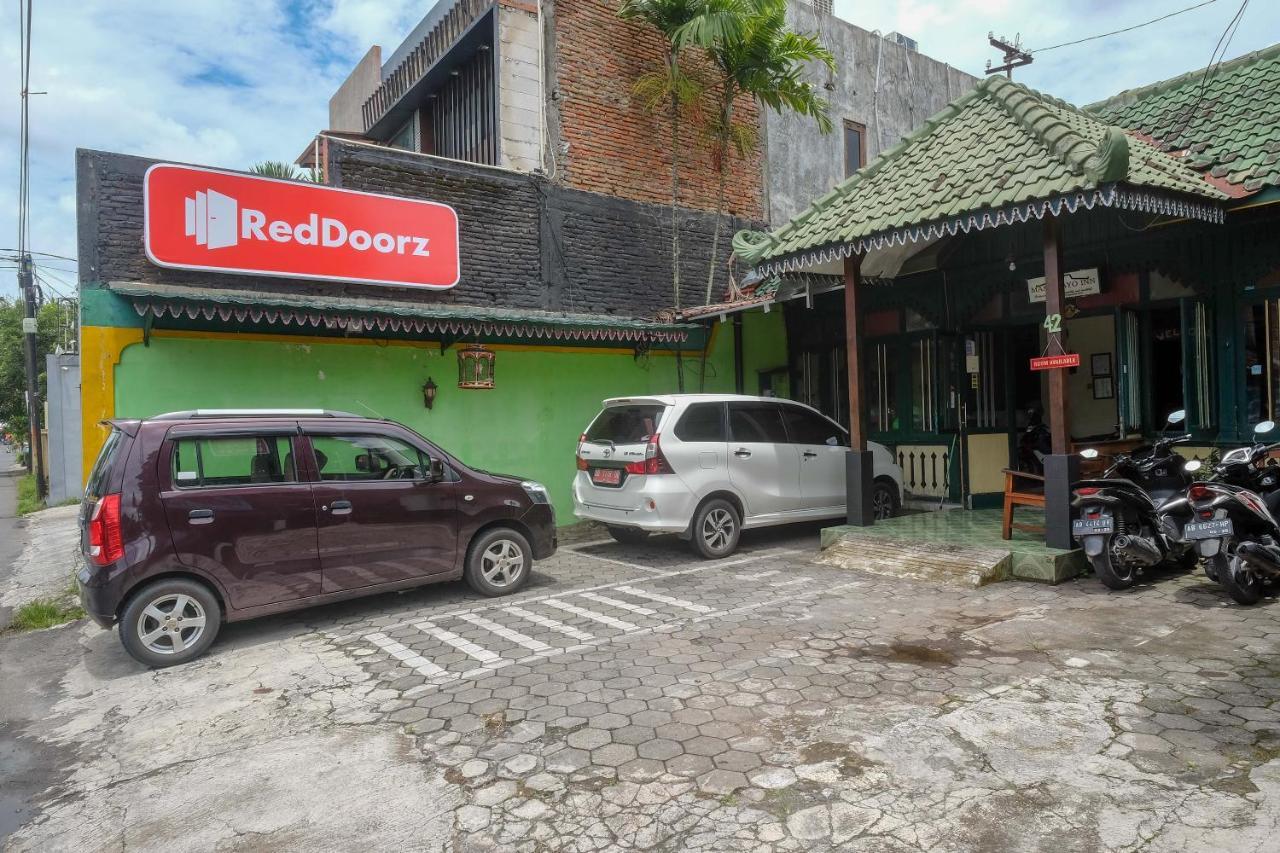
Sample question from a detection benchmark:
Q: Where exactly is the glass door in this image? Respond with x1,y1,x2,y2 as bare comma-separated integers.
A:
1117,309,1143,434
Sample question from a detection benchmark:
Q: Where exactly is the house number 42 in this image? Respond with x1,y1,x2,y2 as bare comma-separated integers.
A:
1043,313,1062,334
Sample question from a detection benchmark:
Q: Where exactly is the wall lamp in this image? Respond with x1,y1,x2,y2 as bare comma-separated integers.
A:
422,376,438,410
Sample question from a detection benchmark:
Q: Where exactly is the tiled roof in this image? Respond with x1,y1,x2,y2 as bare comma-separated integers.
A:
105,282,695,343
734,75,1226,273
1088,43,1280,195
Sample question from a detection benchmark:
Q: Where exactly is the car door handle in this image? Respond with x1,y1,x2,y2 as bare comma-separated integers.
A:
803,451,818,459
734,448,752,458
188,509,214,525
327,499,353,516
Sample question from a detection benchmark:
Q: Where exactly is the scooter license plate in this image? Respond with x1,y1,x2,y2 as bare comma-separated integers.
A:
1072,517,1114,536
1183,519,1233,540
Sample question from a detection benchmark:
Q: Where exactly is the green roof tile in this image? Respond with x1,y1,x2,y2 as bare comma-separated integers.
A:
734,76,1226,272
1088,43,1280,194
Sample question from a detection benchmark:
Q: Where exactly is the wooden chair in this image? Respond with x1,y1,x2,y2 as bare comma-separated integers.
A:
1002,469,1046,540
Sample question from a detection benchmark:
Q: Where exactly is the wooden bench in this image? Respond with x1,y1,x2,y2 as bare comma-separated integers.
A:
1002,468,1045,540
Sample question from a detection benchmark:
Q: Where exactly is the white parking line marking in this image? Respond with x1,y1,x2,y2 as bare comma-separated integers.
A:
331,547,800,645
415,622,501,663
502,606,595,642
543,599,640,631
577,591,657,616
769,577,810,588
365,633,448,678
737,569,779,580
455,612,552,652
615,585,713,614
566,549,667,574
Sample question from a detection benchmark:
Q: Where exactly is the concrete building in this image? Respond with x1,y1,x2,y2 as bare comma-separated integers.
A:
76,1,975,521
769,1,975,223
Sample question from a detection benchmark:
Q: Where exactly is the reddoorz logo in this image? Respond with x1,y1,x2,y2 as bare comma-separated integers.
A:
146,163,460,289
184,188,433,257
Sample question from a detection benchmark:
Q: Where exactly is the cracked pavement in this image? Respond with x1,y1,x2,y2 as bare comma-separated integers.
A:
3,515,1280,851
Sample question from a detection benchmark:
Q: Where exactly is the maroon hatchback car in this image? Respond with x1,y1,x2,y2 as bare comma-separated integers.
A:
78,409,556,667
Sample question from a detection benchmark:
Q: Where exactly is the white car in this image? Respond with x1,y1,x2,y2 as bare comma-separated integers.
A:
572,394,904,558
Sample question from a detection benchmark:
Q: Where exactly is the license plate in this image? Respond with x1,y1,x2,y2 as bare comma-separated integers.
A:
1183,518,1233,540
1073,517,1114,536
592,468,622,486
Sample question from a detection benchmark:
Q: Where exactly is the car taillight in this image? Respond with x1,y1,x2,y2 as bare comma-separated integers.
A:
88,494,124,566
1188,484,1211,501
576,433,589,471
625,434,673,476
1075,487,1100,496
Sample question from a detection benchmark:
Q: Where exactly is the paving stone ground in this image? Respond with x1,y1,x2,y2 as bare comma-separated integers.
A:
4,520,1280,851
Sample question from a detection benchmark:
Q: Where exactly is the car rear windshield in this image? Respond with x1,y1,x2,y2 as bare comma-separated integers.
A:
585,405,666,445
85,428,123,499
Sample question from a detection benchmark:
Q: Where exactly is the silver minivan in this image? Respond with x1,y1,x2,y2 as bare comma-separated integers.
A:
571,394,904,558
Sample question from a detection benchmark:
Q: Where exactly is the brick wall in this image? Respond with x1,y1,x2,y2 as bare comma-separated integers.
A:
77,142,755,317
550,0,764,220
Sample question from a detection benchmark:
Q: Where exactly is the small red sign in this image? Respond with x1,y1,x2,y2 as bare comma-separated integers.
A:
144,164,460,289
1030,353,1081,371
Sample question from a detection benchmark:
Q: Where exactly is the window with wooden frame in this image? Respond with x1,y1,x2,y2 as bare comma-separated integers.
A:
843,120,866,177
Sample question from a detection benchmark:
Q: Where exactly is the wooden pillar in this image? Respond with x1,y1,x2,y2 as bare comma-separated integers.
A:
1043,216,1069,454
1041,215,1078,549
844,254,866,452
844,253,874,525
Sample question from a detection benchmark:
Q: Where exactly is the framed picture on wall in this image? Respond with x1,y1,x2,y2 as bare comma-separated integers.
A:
1091,352,1112,376
1093,376,1114,400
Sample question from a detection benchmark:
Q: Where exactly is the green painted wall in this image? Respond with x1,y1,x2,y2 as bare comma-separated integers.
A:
112,309,786,524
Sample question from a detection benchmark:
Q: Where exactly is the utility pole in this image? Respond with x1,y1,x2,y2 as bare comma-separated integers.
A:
19,254,46,498
985,32,1033,79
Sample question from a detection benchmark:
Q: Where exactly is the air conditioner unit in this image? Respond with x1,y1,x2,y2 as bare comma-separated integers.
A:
885,31,919,52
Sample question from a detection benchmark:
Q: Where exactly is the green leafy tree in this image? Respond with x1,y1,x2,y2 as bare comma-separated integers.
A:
683,0,834,304
250,160,319,181
0,297,76,445
618,0,742,314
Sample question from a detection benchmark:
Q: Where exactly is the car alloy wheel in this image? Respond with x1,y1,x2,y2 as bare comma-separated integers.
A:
136,593,207,656
481,539,526,588
702,507,736,552
872,487,895,520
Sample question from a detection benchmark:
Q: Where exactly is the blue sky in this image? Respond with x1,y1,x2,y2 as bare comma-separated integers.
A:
1,0,1277,297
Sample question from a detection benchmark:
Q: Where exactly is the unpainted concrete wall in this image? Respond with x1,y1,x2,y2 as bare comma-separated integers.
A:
330,46,383,133
766,3,977,224
498,6,543,172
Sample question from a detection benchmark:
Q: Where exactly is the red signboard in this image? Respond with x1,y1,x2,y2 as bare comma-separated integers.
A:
144,164,460,289
1030,353,1081,371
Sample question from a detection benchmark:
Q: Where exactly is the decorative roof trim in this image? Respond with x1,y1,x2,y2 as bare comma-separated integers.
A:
749,186,1225,278
106,283,692,344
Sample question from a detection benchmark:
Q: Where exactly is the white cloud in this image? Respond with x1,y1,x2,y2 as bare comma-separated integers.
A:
0,0,426,296
1,0,1278,298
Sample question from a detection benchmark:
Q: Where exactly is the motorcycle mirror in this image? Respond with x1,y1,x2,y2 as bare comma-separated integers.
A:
1255,420,1276,435
1079,448,1099,459
1184,459,1202,473
1166,410,1186,426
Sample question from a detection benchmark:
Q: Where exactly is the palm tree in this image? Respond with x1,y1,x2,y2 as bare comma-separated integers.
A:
684,0,834,305
618,0,742,314
250,160,319,182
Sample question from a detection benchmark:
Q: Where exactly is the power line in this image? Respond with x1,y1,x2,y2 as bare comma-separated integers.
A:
0,248,77,262
1030,0,1220,54
1164,0,1250,144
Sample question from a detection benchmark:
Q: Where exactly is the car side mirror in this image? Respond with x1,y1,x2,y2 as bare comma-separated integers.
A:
429,458,446,483
826,436,839,447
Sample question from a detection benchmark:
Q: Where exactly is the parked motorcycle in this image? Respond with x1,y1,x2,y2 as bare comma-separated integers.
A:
1183,420,1280,604
1071,410,1197,590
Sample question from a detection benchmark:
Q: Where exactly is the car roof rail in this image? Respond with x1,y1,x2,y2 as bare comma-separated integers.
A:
148,409,365,421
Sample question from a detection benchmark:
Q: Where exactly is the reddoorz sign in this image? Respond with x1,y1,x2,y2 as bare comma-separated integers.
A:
144,164,460,289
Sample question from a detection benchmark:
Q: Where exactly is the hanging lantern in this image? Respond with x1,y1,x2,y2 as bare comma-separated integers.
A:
457,344,496,389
